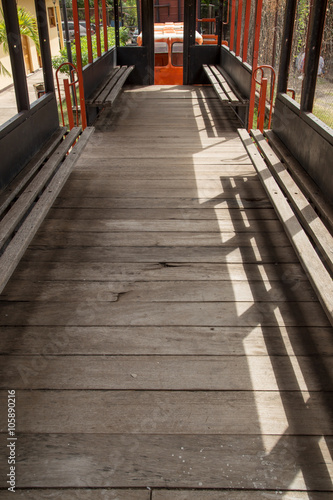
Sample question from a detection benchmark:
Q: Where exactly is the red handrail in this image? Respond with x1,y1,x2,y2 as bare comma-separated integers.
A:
56,62,82,130
252,65,276,132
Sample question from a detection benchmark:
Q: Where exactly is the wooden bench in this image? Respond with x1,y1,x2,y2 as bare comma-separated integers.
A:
0,126,94,295
86,65,134,109
238,128,333,327
203,64,248,124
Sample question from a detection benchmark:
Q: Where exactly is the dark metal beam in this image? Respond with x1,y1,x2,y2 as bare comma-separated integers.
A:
114,0,120,47
183,0,196,85
34,0,55,93
276,0,297,94
301,0,328,112
141,0,154,84
2,0,29,111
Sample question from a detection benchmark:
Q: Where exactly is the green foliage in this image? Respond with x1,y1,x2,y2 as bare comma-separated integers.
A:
52,27,129,74
0,6,40,77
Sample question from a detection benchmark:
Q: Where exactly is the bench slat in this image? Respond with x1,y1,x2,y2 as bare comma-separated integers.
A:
0,128,81,250
238,128,333,327
86,67,122,105
209,65,239,102
202,65,229,102
93,66,128,106
0,127,94,295
264,129,333,235
0,127,66,217
104,66,134,106
251,129,333,276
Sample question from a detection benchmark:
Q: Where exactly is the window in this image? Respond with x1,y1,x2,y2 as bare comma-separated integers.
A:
48,7,56,28
171,42,183,67
155,41,168,67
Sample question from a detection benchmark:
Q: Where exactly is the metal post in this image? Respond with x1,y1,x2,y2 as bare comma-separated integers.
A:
142,0,154,85
84,0,93,63
183,0,196,85
300,0,328,112
242,0,251,62
1,0,29,111
114,0,120,47
94,0,102,57
217,0,223,46
229,0,236,52
276,0,297,94
34,0,55,94
235,0,243,56
102,0,108,52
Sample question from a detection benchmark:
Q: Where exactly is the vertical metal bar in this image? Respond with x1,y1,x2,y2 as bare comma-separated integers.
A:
300,0,328,112
64,79,75,130
235,0,243,56
258,77,267,132
242,0,251,62
102,0,108,52
136,0,141,33
94,0,102,57
142,0,154,85
84,0,93,63
34,0,55,94
183,0,196,85
72,0,87,129
248,0,263,131
276,0,297,94
217,0,223,46
229,0,237,51
1,0,29,111
114,0,120,47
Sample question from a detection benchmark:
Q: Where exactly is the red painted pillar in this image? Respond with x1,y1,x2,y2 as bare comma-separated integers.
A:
248,0,263,131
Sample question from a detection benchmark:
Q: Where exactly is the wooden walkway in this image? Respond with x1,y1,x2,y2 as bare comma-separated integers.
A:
0,85,333,499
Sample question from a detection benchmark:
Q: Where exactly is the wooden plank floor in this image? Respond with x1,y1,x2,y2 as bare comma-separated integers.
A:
0,85,333,499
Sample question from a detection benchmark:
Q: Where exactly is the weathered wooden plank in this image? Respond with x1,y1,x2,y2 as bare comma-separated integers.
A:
1,390,331,435
11,262,307,282
0,128,94,296
63,178,260,189
0,127,66,217
93,66,127,105
153,491,333,500
0,300,329,327
22,245,299,264
0,490,149,499
46,207,278,221
104,66,134,105
202,65,230,102
209,65,239,102
0,434,332,490
52,197,272,210
1,354,332,390
0,128,81,249
29,230,293,247
1,279,316,302
39,218,283,233
265,129,333,234
2,325,332,356
1,325,332,356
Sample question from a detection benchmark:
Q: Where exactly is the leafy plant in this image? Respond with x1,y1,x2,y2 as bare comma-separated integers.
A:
0,7,40,77
52,27,129,74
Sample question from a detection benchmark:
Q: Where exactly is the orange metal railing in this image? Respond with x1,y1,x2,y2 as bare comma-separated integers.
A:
56,62,85,131
252,65,276,132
